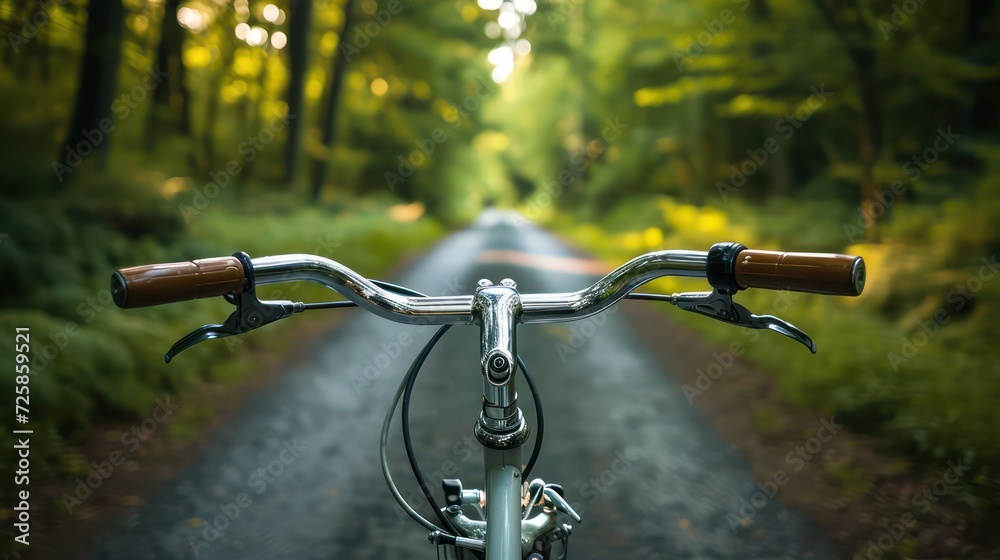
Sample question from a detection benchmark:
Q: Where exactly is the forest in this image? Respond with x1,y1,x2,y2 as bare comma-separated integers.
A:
0,0,999,556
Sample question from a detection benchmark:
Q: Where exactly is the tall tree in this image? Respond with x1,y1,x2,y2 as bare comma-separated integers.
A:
748,0,791,198
58,0,125,182
198,52,229,173
812,0,884,238
283,0,313,184
310,0,357,201
961,0,997,138
145,0,192,151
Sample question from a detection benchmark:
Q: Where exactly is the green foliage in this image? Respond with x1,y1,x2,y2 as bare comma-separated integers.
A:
555,180,1000,511
0,182,442,499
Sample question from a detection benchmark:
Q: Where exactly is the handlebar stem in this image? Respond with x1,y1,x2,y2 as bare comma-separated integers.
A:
474,280,521,423
473,280,531,450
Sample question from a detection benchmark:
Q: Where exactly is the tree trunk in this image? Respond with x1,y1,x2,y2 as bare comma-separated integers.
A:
283,0,312,184
749,0,788,197
199,65,225,173
574,0,593,211
39,24,52,83
961,0,995,138
310,0,357,201
812,0,883,239
750,0,770,21
57,0,126,185
145,0,191,151
241,51,271,183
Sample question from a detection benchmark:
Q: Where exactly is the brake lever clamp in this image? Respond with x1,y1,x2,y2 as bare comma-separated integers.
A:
164,252,304,362
671,289,817,353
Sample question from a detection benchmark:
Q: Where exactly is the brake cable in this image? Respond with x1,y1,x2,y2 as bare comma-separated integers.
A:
519,355,544,481
400,325,461,535
357,280,545,546
625,292,675,302
379,325,451,533
401,336,545,526
314,282,670,541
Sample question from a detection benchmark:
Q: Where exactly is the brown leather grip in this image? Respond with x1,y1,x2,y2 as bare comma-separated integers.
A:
111,256,246,309
734,250,865,296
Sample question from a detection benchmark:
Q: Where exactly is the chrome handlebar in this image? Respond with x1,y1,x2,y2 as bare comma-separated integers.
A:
138,243,857,360
251,250,709,325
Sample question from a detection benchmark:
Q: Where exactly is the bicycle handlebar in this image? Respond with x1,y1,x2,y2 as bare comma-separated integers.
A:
111,245,865,323
734,249,864,296
249,250,711,324
110,256,247,309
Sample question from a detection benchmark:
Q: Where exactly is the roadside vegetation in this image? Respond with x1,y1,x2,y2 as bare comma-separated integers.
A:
0,177,443,504
551,168,1000,518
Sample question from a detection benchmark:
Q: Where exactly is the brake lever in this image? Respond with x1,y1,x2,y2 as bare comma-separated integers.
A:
671,289,816,353
164,252,304,362
543,487,582,523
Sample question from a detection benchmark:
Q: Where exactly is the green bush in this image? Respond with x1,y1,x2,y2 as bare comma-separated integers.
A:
554,170,1000,514
0,182,443,495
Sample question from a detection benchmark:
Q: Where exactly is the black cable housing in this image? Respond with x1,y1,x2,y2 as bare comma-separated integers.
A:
518,355,543,481
401,324,460,536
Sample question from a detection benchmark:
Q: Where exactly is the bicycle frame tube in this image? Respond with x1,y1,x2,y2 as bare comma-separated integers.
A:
485,448,522,560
